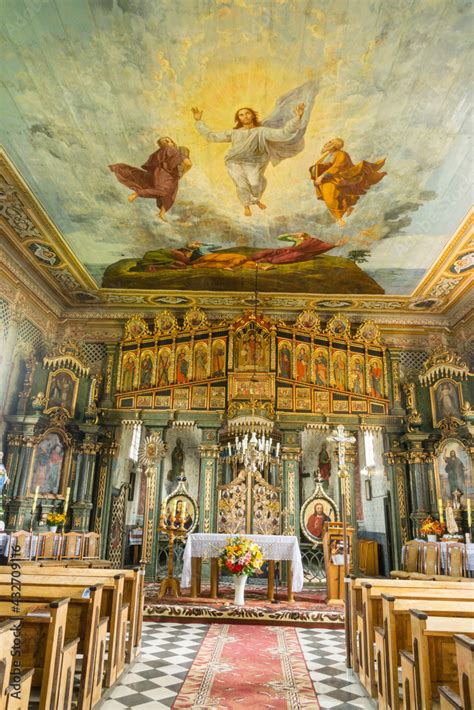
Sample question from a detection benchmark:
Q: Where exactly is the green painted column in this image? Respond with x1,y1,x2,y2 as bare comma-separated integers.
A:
71,431,101,532
144,426,167,580
5,432,34,531
92,439,118,558
384,440,410,570
403,433,430,537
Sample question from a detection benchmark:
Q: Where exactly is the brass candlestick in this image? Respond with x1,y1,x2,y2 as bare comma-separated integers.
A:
158,501,188,598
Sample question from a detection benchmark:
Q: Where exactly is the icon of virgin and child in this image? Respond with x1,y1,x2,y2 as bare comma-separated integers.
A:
109,80,386,226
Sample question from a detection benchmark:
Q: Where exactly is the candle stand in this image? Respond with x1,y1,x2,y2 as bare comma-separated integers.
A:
158,505,188,598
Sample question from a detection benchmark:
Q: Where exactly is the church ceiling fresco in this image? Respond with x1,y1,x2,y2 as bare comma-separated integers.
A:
0,0,472,308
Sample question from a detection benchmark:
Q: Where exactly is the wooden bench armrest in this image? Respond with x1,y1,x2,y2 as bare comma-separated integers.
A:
453,633,474,650
438,685,463,710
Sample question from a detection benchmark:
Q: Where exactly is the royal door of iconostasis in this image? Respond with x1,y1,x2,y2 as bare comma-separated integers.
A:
217,469,281,536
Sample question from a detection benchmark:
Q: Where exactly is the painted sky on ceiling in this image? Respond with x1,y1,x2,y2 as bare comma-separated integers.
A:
0,0,471,294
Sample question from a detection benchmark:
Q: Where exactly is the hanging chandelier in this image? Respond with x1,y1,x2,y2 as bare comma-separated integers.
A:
227,432,280,474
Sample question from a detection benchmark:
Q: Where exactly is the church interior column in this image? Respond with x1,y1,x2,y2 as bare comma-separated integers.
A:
198,441,220,534
137,423,166,579
281,441,301,537
384,439,410,570
402,433,430,538
5,431,36,531
92,438,118,558
71,428,101,531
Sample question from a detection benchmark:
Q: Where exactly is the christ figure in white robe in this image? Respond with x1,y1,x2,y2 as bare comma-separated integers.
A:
191,81,318,216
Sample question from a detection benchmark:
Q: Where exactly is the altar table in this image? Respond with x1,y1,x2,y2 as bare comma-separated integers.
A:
181,533,304,601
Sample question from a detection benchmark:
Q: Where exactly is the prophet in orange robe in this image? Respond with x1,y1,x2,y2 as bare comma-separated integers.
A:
310,138,386,226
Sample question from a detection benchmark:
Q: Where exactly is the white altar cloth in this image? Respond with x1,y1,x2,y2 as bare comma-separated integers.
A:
181,533,304,592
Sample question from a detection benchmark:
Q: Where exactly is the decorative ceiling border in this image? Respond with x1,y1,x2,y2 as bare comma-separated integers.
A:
0,147,472,322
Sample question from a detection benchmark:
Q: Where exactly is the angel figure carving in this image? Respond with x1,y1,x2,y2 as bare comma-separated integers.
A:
192,81,318,216
310,139,387,226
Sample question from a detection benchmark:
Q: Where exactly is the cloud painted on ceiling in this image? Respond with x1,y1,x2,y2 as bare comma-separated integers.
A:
0,0,471,294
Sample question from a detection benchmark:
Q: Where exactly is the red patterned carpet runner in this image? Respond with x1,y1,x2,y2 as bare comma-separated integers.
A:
172,623,319,709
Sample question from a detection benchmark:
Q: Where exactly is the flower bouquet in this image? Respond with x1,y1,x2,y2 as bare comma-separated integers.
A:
218,536,264,605
419,516,445,541
46,511,66,531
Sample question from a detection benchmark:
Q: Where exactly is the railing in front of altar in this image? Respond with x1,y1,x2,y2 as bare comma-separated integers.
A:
300,543,326,585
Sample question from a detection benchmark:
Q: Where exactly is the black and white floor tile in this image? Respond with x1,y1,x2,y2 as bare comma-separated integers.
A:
100,622,208,709
100,622,374,709
297,627,376,709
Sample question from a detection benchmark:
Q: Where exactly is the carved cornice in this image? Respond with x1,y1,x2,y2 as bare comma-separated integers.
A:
169,420,197,429
199,444,220,458
0,241,62,319
385,450,406,465
419,346,470,385
281,448,302,461
43,338,90,377
76,441,102,456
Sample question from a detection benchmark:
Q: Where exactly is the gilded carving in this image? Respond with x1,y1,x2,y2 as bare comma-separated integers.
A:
419,346,469,385
286,461,296,536
392,359,401,403
203,459,214,534
396,467,409,544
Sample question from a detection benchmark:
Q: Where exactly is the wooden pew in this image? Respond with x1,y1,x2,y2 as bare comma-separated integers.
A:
57,638,79,710
373,625,388,709
353,579,474,691
349,575,474,673
0,586,106,710
2,566,143,663
0,620,16,709
0,598,77,710
357,580,474,697
0,573,129,687
5,669,34,710
408,610,474,710
400,649,416,710
381,595,474,710
438,634,474,709
454,633,474,709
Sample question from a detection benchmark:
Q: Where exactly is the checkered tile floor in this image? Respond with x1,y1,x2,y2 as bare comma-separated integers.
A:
100,622,375,709
297,627,376,709
100,622,208,709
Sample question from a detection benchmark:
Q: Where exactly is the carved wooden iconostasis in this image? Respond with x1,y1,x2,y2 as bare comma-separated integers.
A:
110,307,391,578
115,309,389,418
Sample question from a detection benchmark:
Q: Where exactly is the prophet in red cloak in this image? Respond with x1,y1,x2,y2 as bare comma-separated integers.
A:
252,232,342,265
108,137,192,221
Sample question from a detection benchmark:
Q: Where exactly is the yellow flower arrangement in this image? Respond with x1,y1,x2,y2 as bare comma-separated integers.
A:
218,536,264,576
46,511,66,526
419,516,445,539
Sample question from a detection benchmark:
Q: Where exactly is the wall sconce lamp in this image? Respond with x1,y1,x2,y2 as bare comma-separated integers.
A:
361,466,375,501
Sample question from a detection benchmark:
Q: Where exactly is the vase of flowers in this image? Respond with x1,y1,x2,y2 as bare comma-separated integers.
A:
419,516,445,541
46,511,66,532
218,536,264,606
